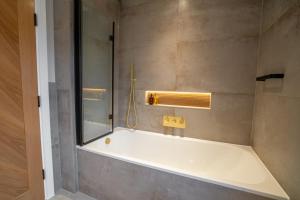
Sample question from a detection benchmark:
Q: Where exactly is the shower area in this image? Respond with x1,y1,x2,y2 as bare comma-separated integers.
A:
75,0,117,145
50,0,300,200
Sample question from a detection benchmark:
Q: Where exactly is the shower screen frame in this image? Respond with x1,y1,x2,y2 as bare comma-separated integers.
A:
74,0,115,146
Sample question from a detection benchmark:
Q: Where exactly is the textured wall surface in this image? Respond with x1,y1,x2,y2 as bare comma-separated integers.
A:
49,83,62,192
53,0,78,192
78,149,273,200
118,0,261,145
47,0,62,192
252,1,300,200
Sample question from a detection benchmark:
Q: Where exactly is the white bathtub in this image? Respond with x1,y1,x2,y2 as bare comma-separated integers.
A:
80,128,289,200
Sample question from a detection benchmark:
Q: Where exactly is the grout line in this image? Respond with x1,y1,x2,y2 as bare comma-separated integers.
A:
250,0,265,146
261,1,299,34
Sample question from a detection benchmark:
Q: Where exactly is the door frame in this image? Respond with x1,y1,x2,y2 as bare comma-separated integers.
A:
35,0,55,199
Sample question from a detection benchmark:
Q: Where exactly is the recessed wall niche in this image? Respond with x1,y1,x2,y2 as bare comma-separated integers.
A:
145,91,211,109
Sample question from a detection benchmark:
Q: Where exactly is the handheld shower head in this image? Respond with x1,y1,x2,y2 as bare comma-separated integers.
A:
126,64,137,129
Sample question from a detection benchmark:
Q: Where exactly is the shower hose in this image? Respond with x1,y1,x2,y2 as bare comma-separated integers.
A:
126,64,137,129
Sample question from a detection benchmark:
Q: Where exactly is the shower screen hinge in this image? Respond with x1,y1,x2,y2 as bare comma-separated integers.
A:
109,114,113,120
37,96,41,107
34,13,38,26
42,169,45,180
109,35,114,41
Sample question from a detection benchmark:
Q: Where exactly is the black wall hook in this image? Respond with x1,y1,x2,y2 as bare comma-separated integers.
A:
256,74,284,81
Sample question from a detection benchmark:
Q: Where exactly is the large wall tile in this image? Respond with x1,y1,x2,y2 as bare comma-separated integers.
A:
119,44,177,91
121,0,152,9
261,0,298,33
53,0,78,192
53,27,74,90
175,94,254,145
252,95,300,200
179,0,260,15
178,0,260,42
122,0,178,17
52,144,63,192
176,38,258,94
257,6,300,98
57,89,78,192
49,83,62,192
252,4,300,200
120,0,178,50
83,0,119,20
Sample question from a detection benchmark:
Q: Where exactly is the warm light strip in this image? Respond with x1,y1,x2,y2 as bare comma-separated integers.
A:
83,98,101,101
145,91,211,109
83,88,106,93
146,91,211,95
149,104,211,110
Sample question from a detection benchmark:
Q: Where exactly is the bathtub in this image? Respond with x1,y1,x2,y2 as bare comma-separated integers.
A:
78,128,289,200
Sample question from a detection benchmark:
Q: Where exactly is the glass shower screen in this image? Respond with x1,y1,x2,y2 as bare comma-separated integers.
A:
75,0,114,145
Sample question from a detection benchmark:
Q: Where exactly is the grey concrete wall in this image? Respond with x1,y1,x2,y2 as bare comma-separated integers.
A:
47,0,62,192
251,1,300,200
118,0,261,145
53,0,78,192
78,149,272,200
49,83,63,192
46,0,56,83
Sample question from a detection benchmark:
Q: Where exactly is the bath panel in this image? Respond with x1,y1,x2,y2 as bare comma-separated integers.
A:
78,128,288,200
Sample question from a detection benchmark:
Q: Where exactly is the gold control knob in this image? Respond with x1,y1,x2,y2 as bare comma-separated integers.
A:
105,137,111,144
163,115,186,128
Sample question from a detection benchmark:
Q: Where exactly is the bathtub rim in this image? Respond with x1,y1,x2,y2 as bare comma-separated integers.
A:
77,127,289,200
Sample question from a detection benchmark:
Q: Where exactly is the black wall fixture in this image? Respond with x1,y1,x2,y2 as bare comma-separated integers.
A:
256,74,285,82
